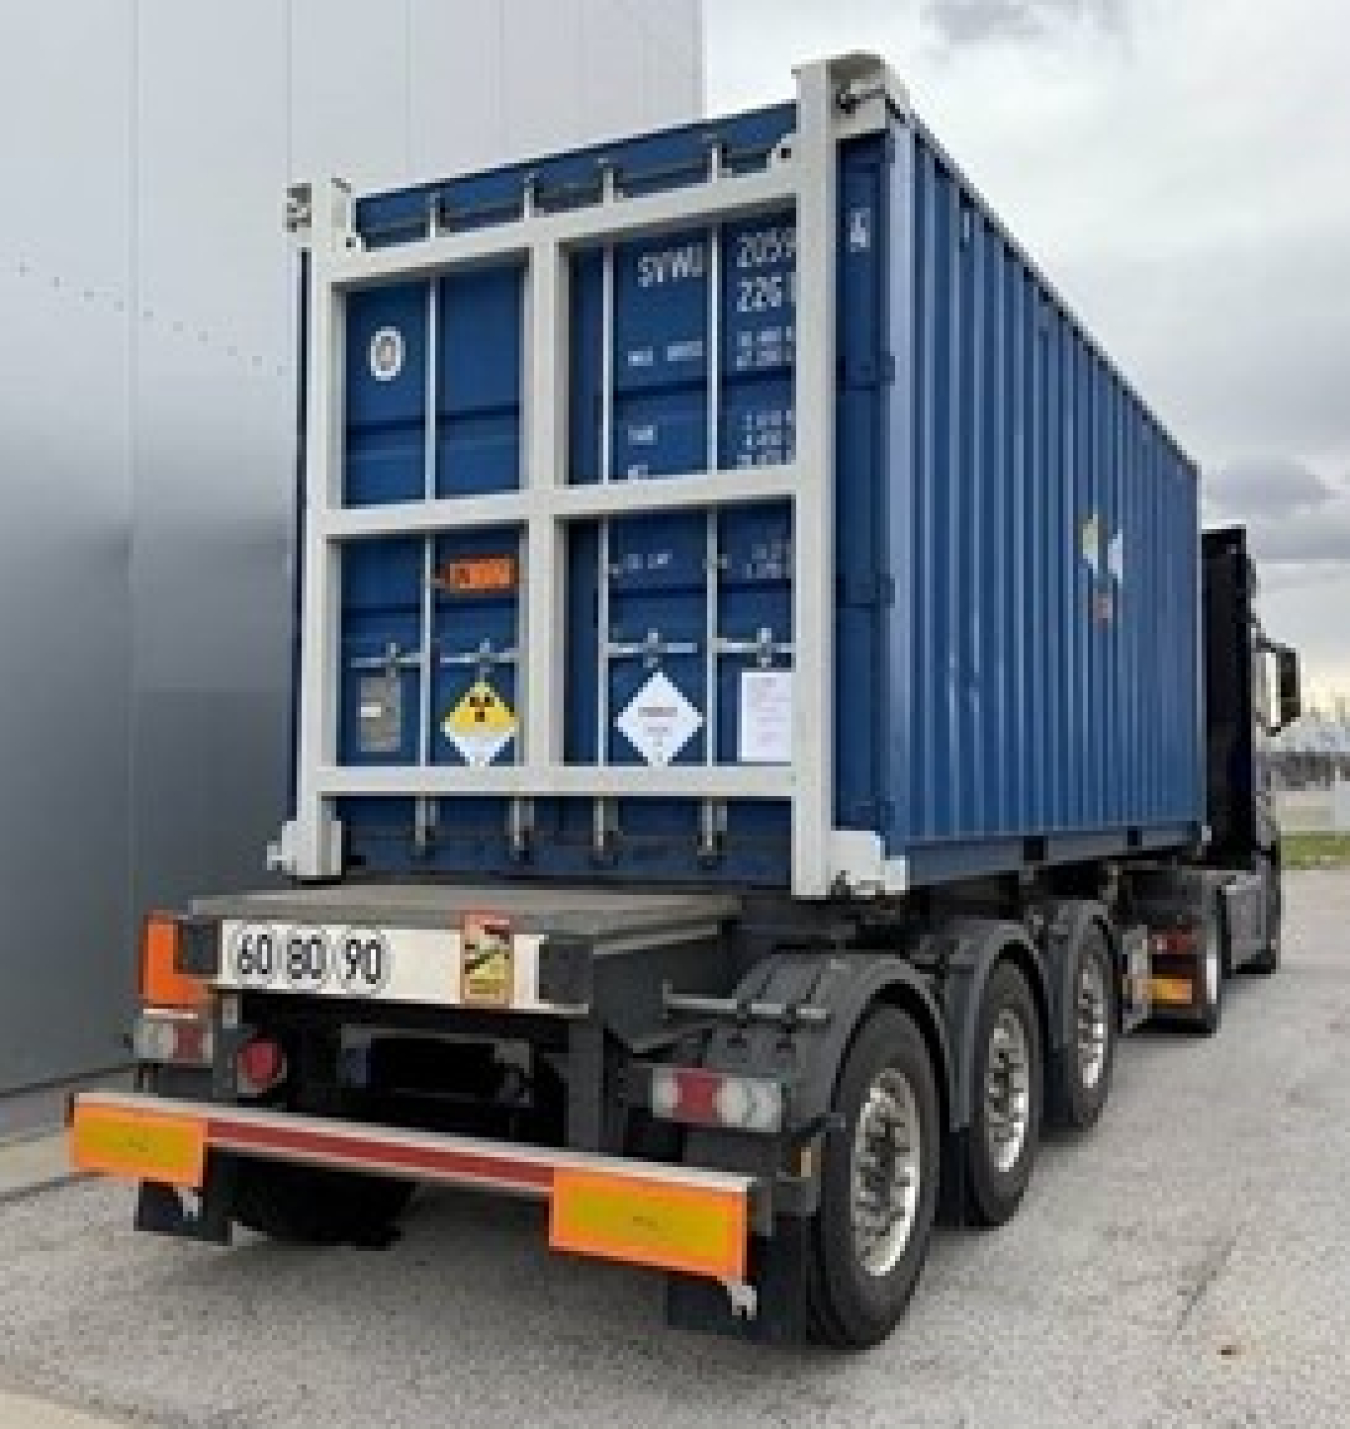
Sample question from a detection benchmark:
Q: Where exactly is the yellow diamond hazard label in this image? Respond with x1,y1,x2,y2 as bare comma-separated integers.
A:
442,680,517,767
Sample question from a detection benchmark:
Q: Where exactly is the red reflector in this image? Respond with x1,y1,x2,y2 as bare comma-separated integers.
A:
237,1038,286,1095
174,1021,208,1063
673,1069,722,1125
1151,928,1199,956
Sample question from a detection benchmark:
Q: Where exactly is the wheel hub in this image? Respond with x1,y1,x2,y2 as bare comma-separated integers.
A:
984,1008,1031,1174
1076,957,1109,1090
850,1068,921,1278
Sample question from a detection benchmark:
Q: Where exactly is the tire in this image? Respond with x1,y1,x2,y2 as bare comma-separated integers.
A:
1246,856,1281,975
231,1158,415,1248
1192,908,1224,1036
808,1007,940,1348
964,961,1043,1227
1049,925,1117,1132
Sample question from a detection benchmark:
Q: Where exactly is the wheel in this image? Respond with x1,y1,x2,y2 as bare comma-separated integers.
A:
231,1159,415,1247
1246,856,1281,975
964,961,1042,1227
808,1007,940,1348
1192,908,1224,1035
1050,925,1117,1131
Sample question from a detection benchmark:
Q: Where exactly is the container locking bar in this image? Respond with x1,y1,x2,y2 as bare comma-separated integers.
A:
606,630,700,670
715,627,794,669
349,642,423,677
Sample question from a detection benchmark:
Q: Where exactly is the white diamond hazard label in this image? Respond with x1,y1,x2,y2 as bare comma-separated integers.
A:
616,670,703,767
442,680,517,767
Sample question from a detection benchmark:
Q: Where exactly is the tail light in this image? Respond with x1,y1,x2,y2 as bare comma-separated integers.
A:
133,1010,214,1067
649,1067,785,1135
236,1037,288,1098
1150,927,1199,956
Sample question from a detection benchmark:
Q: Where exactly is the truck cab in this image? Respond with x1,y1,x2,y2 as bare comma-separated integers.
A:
1202,526,1301,958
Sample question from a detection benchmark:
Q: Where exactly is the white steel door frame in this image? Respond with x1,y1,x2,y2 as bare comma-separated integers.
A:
275,54,906,898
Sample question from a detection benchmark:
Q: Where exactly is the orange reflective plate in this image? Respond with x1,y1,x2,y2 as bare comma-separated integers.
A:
1149,974,1194,1007
549,1169,747,1282
71,1104,206,1189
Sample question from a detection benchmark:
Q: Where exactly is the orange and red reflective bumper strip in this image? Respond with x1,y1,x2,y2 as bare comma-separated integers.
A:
70,1091,752,1284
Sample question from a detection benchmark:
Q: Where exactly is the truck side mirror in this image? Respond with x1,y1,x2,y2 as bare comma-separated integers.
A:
1275,646,1301,731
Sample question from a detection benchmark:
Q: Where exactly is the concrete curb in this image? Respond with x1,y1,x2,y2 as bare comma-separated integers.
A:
0,1386,144,1428
0,1131,84,1206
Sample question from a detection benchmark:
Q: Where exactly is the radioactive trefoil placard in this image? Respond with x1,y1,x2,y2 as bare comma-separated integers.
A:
442,679,517,767
616,670,703,767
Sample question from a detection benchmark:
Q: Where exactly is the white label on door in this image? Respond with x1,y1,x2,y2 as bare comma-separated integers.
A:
616,670,703,767
738,669,793,764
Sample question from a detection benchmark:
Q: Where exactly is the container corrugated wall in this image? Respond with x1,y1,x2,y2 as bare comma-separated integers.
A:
887,127,1201,883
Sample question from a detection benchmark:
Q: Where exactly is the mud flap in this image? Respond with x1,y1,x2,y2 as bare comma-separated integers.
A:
665,1218,810,1343
134,1153,236,1245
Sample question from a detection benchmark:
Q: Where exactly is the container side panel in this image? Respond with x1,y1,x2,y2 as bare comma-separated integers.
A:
892,122,1202,870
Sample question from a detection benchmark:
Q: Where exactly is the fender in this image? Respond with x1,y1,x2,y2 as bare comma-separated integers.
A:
788,953,953,1130
935,918,1048,1129
681,950,952,1200
1035,899,1116,1054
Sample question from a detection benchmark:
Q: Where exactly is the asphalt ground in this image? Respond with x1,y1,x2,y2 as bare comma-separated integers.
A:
0,871,1346,1429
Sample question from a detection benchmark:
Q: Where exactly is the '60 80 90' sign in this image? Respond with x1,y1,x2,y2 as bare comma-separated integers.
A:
227,925,391,995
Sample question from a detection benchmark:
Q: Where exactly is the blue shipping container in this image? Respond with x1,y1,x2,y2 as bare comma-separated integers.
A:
289,57,1202,895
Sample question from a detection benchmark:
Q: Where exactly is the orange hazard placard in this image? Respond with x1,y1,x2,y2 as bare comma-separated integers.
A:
436,555,517,595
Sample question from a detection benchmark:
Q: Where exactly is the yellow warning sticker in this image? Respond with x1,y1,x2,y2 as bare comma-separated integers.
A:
461,913,514,1008
442,679,517,767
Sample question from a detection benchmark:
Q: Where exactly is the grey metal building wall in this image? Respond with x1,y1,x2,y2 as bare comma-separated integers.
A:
0,0,703,1095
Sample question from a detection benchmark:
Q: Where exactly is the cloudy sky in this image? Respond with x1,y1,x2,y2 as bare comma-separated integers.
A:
706,0,1350,701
